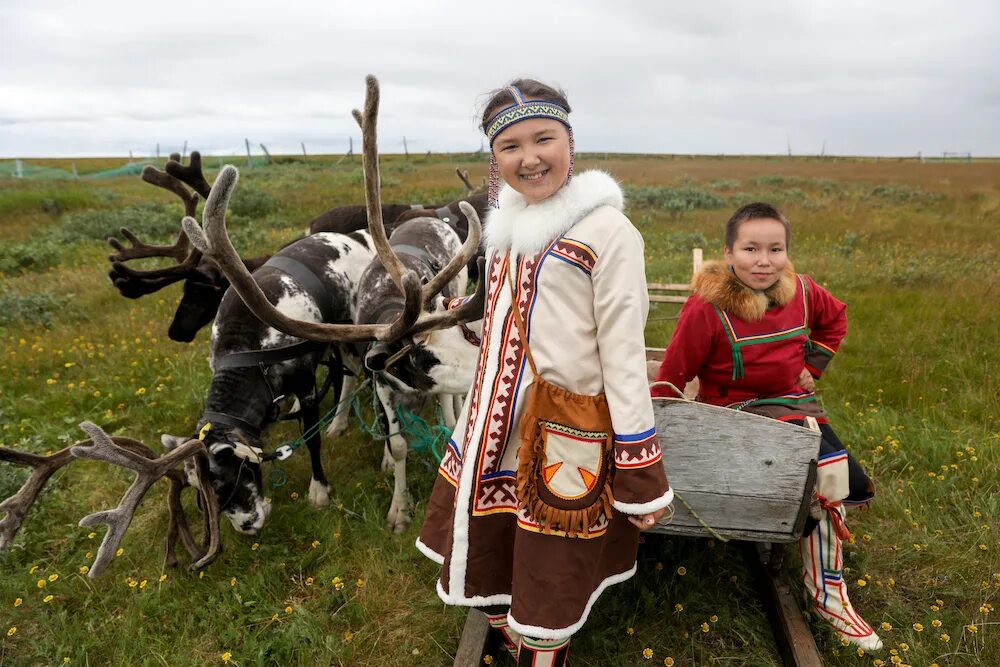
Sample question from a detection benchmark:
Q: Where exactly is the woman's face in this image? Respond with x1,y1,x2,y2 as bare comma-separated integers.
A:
724,218,789,290
492,117,571,205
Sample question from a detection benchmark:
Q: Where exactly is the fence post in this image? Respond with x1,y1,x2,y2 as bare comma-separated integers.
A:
14,159,23,178
182,140,188,161
260,144,273,165
245,138,253,168
301,142,307,157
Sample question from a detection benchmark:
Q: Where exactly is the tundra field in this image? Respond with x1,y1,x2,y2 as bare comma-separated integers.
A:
0,153,997,666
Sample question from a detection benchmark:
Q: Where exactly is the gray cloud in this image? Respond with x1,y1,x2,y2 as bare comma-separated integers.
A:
1,0,997,157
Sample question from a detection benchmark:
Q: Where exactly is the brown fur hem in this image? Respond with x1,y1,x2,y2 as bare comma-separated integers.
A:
691,260,797,321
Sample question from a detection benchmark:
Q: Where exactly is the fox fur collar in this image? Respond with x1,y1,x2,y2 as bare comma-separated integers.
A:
482,170,624,256
692,260,798,322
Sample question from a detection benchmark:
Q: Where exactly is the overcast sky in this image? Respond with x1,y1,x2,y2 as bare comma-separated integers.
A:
1,0,997,158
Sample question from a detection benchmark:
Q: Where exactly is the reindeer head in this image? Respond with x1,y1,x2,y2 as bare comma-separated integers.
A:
163,425,272,535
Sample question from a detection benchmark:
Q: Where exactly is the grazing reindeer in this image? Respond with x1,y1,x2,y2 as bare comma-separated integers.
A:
185,75,486,533
1,422,222,577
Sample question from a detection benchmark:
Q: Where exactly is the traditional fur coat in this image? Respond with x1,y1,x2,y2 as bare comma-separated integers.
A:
652,260,847,422
417,171,672,639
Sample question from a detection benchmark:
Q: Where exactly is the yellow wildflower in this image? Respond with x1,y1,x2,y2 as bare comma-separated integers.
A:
483,656,493,665
159,574,167,582
115,548,124,557
221,652,232,663
709,615,718,623
856,648,865,656
43,595,53,603
912,623,923,632
880,622,892,631
37,579,46,589
79,566,89,575
356,579,366,589
305,578,314,586
290,492,299,500
701,622,709,633
343,630,354,643
285,606,293,614
230,577,237,587
664,659,675,667
48,574,59,582
626,627,635,636
939,633,950,641
931,619,942,628
966,624,978,633
311,540,320,549
676,566,687,576
6,627,15,637
643,647,654,659
857,578,867,587
674,603,684,612
14,598,22,608
29,565,38,574
139,580,147,589
898,642,908,650
251,543,259,551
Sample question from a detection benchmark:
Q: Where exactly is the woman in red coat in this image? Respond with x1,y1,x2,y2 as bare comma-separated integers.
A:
652,202,881,651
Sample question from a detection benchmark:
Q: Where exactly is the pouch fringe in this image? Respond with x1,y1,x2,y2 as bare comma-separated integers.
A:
516,415,614,538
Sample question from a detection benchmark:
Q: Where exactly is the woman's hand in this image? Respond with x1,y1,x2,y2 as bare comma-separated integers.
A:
798,368,816,391
628,506,670,531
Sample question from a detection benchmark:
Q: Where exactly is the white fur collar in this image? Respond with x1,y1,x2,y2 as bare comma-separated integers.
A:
482,170,624,256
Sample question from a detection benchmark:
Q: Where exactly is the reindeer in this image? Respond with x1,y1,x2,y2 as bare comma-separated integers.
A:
1,421,222,577
110,157,487,343
107,152,270,342
184,76,486,533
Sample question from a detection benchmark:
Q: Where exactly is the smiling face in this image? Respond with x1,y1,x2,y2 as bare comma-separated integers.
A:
724,217,789,290
492,117,571,204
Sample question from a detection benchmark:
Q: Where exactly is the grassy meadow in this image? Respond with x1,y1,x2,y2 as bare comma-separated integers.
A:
0,153,998,666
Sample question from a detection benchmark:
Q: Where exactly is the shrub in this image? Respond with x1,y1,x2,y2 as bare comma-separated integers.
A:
0,239,62,275
626,186,725,212
55,202,179,243
229,184,280,218
0,288,70,327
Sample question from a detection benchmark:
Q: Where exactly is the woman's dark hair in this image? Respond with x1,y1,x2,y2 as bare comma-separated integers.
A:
479,79,572,134
724,202,791,249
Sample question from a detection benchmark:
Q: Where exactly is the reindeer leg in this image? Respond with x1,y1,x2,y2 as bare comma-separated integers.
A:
375,382,411,533
326,373,356,438
439,394,457,429
302,398,331,508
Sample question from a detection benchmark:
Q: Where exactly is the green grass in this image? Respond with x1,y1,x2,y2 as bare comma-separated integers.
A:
1,155,998,666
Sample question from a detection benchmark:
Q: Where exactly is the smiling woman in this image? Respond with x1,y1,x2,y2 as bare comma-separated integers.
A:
416,79,673,666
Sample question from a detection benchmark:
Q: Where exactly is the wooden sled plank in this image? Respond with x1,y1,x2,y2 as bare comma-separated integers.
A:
454,609,492,667
745,543,824,667
651,398,819,543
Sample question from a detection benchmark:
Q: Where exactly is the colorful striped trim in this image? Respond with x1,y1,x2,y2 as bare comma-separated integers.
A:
809,339,837,356
818,451,848,468
615,427,657,444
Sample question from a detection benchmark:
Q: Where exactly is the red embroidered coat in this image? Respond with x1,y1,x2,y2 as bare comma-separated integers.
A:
652,261,847,423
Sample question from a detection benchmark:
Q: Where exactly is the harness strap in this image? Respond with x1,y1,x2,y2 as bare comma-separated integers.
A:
201,411,262,439
504,254,539,377
434,205,459,225
263,254,338,323
215,340,327,369
392,243,439,269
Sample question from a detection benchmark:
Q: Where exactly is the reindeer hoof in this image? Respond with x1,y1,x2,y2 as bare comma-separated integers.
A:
325,421,347,438
309,480,331,508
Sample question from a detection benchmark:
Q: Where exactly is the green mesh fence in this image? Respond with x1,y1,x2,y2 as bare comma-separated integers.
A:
1,156,274,180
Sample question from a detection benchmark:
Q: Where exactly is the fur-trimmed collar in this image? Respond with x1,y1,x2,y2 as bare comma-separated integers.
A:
692,260,798,322
482,170,624,256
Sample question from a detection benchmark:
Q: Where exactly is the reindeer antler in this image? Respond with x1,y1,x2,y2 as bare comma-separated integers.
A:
71,422,219,577
420,201,482,308
456,168,475,192
165,151,212,199
0,447,76,548
106,156,210,299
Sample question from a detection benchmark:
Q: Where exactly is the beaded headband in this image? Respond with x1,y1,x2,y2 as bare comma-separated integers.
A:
486,85,575,208
486,86,571,146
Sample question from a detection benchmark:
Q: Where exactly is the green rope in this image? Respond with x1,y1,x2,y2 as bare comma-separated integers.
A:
395,403,451,464
673,490,730,542
268,378,452,486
